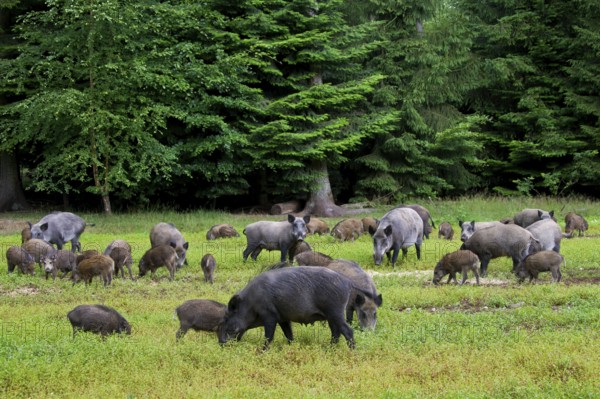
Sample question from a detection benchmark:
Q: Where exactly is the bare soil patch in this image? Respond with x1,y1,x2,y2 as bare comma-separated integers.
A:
2,284,40,297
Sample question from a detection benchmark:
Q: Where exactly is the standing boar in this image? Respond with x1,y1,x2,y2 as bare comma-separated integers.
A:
139,244,178,281
200,254,216,284
564,212,588,238
76,249,99,266
150,222,189,268
72,255,115,287
461,223,541,277
6,246,35,275
513,208,555,228
21,222,32,244
175,299,227,340
331,218,363,242
218,266,361,349
242,215,310,263
516,251,564,283
40,250,77,280
30,212,87,252
294,251,333,266
432,250,480,285
437,222,454,240
458,220,503,242
361,217,378,236
103,240,133,279
22,238,55,268
371,208,423,267
306,218,330,235
526,219,562,253
67,304,131,337
206,224,240,240
397,204,435,239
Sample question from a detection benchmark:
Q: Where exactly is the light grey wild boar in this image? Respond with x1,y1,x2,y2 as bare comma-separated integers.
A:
432,250,480,285
68,304,131,337
30,212,87,252
103,240,133,279
458,220,503,242
361,217,378,236
205,224,240,240
139,244,178,281
461,223,541,276
6,246,35,275
21,222,32,244
175,299,227,340
306,218,330,235
200,253,216,284
22,238,55,268
397,204,435,239
294,251,333,266
564,212,588,238
371,207,423,267
437,222,454,240
40,249,77,280
516,250,564,283
513,208,555,228
72,255,115,287
331,218,363,241
150,222,189,268
242,215,310,263
526,219,562,253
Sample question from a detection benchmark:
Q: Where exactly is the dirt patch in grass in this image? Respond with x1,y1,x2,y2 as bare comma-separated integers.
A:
397,299,526,314
2,284,40,297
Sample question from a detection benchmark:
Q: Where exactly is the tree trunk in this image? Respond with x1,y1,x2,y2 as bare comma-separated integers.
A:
270,200,302,215
302,160,346,217
0,151,29,211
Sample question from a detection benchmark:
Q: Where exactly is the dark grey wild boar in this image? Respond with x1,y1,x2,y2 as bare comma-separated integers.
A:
6,246,35,275
22,238,55,268
458,220,503,242
30,212,87,252
218,266,361,349
206,224,240,240
361,217,378,236
67,304,131,337
150,222,189,268
294,250,333,266
242,215,310,263
397,204,435,239
72,255,114,286
461,223,541,276
103,240,133,279
175,299,227,340
331,219,363,241
564,212,588,238
306,218,330,235
516,250,564,283
371,207,423,267
76,249,99,266
526,219,562,253
437,222,454,240
513,208,555,228
200,254,216,284
21,222,32,244
40,250,77,280
432,250,480,285
139,244,178,281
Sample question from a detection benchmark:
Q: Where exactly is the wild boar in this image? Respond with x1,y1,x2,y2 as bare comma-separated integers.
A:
218,266,361,349
206,224,240,240
331,219,363,242
103,240,133,279
30,212,87,252
564,212,588,238
294,251,333,266
40,250,77,280
150,222,189,268
361,217,378,236
437,222,454,240
288,240,312,259
371,207,423,267
67,304,131,337
526,219,562,253
201,254,216,284
22,238,55,268
432,250,480,285
21,222,32,244
513,208,555,228
458,221,503,242
175,299,227,340
76,249,99,266
461,223,541,276
242,215,310,263
6,246,35,275
516,250,564,283
139,244,178,281
397,204,435,239
72,255,115,287
306,218,330,235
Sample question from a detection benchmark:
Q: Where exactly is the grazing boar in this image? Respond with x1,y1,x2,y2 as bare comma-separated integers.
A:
67,304,131,337
361,217,378,236
76,250,99,266
103,240,133,279
242,215,310,263
206,224,240,240
30,212,87,252
21,222,32,244
294,251,333,266
516,251,564,283
200,254,216,284
437,222,454,240
175,299,227,340
513,208,555,228
432,250,480,285
458,221,503,242
564,212,588,238
139,245,178,281
40,250,77,280
72,255,115,287
371,208,423,267
218,266,362,349
150,222,189,268
306,218,330,235
397,204,435,239
22,238,55,268
526,219,562,253
6,246,35,275
331,219,363,242
461,223,541,277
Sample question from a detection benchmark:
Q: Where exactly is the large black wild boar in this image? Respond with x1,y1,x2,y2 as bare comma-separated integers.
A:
218,266,361,349
103,240,133,279
30,212,87,252
40,249,77,280
6,246,35,275
150,223,189,268
67,304,131,337
242,215,310,263
397,204,435,239
513,208,555,228
458,220,503,242
139,244,178,281
564,212,588,238
175,299,227,340
371,208,423,267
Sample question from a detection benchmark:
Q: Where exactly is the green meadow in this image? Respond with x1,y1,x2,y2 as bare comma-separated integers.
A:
1,196,600,398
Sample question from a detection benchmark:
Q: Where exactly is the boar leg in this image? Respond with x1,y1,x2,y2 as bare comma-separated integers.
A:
278,321,294,343
479,256,491,277
415,243,421,260
450,272,459,284
176,326,188,340
446,274,453,284
262,320,278,349
345,304,355,324
328,318,355,349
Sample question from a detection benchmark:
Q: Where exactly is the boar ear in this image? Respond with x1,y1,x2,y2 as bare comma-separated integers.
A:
40,223,49,232
376,294,383,306
27,221,32,228
183,242,189,250
384,225,393,236
169,242,177,249
354,294,365,307
228,295,241,312
549,210,554,217
470,221,475,228
288,214,295,223
458,220,463,227
303,215,311,224
368,225,376,235
538,210,543,217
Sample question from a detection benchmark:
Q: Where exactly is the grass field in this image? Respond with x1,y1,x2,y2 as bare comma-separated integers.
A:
1,196,600,398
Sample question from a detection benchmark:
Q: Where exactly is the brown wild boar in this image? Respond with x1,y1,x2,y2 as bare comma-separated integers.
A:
22,238,55,268
40,250,77,280
516,250,564,283
205,224,240,240
306,218,330,235
103,240,133,279
72,255,115,287
437,222,454,240
294,251,333,266
175,299,227,340
361,217,378,236
6,246,35,275
150,222,189,268
139,244,178,281
331,219,363,242
76,250,100,266
200,254,216,284
21,222,32,244
432,250,480,285
564,212,588,238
